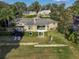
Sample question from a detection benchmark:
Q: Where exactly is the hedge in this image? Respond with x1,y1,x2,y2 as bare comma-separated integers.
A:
24,32,38,37
23,15,37,18
24,32,48,37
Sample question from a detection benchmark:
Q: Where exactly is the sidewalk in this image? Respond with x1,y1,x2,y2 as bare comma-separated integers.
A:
0,43,68,47
0,43,39,46
34,44,68,47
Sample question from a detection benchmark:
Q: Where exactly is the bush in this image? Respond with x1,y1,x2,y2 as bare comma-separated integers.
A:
24,32,38,37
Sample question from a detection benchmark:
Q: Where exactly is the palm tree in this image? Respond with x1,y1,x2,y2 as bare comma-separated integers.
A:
0,8,15,27
31,1,41,14
41,3,51,10
50,4,60,21
14,2,27,17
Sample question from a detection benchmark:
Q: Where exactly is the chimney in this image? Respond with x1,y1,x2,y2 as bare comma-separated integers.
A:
34,18,37,24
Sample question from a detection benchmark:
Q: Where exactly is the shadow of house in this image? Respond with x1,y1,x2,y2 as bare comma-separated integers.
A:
0,28,24,59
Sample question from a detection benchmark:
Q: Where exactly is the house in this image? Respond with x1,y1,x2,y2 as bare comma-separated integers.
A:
23,11,36,15
23,10,51,16
38,10,51,17
16,18,58,37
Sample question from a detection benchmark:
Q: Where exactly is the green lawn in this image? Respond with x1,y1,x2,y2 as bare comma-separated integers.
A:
5,46,74,59
1,31,79,59
0,31,68,44
21,31,67,44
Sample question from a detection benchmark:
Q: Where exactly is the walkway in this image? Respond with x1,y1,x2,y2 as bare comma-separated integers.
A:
0,43,68,47
34,44,68,47
0,43,39,46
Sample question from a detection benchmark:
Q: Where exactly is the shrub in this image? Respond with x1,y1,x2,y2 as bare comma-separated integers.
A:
24,32,38,37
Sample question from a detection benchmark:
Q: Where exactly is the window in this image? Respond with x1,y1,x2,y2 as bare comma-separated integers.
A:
37,26,45,30
28,26,32,30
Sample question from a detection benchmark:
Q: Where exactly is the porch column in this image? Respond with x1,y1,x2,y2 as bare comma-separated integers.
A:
42,32,44,37
38,32,44,37
38,32,39,37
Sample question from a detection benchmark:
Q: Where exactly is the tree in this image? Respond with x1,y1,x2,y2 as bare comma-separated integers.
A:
41,4,51,10
50,4,60,21
14,2,27,17
71,0,79,15
14,2,27,10
0,1,27,27
50,4,65,21
31,1,41,14
0,7,15,27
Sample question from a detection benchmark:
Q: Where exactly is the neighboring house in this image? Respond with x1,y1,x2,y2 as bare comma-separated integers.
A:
23,11,36,15
16,18,58,37
38,10,51,17
23,10,51,16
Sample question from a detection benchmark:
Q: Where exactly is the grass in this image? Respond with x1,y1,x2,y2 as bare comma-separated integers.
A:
53,47,74,59
22,14,36,18
0,31,67,44
20,32,48,44
1,31,79,59
21,31,67,44
5,46,74,59
21,36,49,44
47,31,67,44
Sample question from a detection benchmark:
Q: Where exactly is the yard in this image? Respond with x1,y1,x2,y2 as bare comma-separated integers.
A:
21,31,67,44
1,44,79,59
0,31,79,59
0,31,66,44
5,46,74,59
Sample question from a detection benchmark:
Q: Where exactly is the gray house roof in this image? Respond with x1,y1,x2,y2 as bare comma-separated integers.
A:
16,18,57,26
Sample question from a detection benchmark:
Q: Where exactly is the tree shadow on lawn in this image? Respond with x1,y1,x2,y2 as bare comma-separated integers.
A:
0,31,24,59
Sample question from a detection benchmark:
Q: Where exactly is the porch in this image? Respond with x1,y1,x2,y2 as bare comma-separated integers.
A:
37,25,47,37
